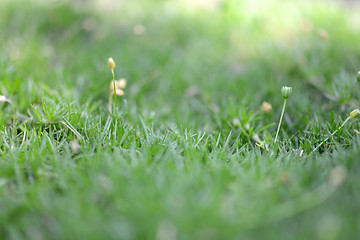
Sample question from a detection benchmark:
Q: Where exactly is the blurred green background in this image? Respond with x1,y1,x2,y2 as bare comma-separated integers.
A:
1,0,360,239
1,0,359,129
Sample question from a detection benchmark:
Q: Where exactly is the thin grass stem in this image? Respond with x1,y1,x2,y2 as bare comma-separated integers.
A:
112,69,116,114
274,99,287,143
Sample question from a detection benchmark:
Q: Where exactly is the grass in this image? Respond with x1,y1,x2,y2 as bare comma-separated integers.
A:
1,0,360,239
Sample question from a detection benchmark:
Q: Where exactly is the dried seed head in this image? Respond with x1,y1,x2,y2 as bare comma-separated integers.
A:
260,101,272,113
115,89,125,96
350,109,360,119
318,29,329,41
108,57,115,70
232,118,240,127
252,134,263,145
133,24,146,35
281,86,292,99
117,78,127,89
110,79,127,96
70,140,80,154
0,95,11,104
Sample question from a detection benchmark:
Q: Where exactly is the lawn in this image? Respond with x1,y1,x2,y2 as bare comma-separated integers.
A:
1,0,360,239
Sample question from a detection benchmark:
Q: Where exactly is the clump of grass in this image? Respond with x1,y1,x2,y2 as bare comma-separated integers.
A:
2,1,360,239
30,98,83,140
312,109,360,153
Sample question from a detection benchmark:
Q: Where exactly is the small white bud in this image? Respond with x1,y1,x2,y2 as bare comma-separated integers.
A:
281,86,292,99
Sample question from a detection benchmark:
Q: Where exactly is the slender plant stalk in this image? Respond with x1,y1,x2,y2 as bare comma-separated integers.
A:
112,69,116,114
312,116,351,153
108,93,113,111
274,99,287,143
12,105,16,140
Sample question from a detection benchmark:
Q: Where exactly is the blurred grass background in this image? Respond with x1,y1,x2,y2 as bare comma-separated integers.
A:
1,0,360,129
1,0,360,239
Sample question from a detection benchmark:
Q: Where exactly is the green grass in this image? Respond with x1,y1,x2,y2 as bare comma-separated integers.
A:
1,0,360,239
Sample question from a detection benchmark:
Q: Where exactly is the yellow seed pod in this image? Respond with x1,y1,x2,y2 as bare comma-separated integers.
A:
350,109,360,119
108,58,116,70
117,78,127,89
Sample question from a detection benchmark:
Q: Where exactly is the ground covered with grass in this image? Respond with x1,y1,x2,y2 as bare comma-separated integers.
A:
1,0,360,239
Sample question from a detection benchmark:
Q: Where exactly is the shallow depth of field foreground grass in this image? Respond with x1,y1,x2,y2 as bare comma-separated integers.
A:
1,0,360,239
